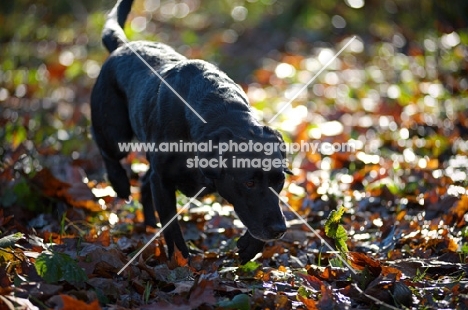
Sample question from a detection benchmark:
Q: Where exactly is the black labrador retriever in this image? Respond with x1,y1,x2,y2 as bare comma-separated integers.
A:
91,0,290,263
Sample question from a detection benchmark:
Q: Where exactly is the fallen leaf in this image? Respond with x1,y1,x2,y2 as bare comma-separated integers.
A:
188,278,217,308
49,294,100,310
31,168,101,212
348,252,381,276
168,248,189,269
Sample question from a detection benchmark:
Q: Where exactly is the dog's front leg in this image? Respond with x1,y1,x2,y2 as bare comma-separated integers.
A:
149,170,189,258
237,231,266,264
140,171,157,227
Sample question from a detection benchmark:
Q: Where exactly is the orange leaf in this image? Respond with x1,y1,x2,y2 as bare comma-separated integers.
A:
57,295,100,310
32,169,70,198
262,244,285,259
95,230,110,247
297,273,322,290
31,168,101,212
381,266,402,280
317,266,335,281
348,252,381,276
168,248,189,269
447,195,468,226
298,295,318,309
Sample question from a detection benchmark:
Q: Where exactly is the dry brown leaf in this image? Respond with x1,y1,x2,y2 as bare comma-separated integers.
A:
348,252,381,276
188,279,216,308
31,168,101,212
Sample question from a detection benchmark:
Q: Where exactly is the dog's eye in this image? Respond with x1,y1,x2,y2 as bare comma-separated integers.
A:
244,181,255,188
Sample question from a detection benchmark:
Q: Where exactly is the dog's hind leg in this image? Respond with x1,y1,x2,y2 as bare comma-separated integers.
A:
101,152,131,199
91,76,134,200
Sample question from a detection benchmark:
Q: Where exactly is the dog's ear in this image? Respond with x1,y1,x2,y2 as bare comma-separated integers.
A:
262,126,286,147
263,126,293,175
197,130,233,179
197,148,222,179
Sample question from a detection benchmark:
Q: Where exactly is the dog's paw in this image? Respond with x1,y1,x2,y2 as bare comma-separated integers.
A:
237,232,265,264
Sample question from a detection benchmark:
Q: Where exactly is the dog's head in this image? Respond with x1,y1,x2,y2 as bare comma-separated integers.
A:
198,126,291,241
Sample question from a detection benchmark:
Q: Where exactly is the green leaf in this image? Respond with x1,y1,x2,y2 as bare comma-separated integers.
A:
297,286,312,298
460,226,468,238
324,207,345,236
335,226,349,253
34,251,87,284
329,257,344,268
35,253,61,283
218,294,250,310
324,207,349,253
239,260,261,273
0,232,24,248
461,243,468,255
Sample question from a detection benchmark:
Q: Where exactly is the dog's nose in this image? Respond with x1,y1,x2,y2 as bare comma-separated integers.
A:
268,223,287,239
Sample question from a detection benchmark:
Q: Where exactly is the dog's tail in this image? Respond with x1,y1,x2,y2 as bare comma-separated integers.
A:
102,0,134,53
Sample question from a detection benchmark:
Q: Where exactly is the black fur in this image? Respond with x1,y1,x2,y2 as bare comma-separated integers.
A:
91,0,290,263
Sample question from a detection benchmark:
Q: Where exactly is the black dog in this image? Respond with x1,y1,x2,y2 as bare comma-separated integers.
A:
91,0,290,263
